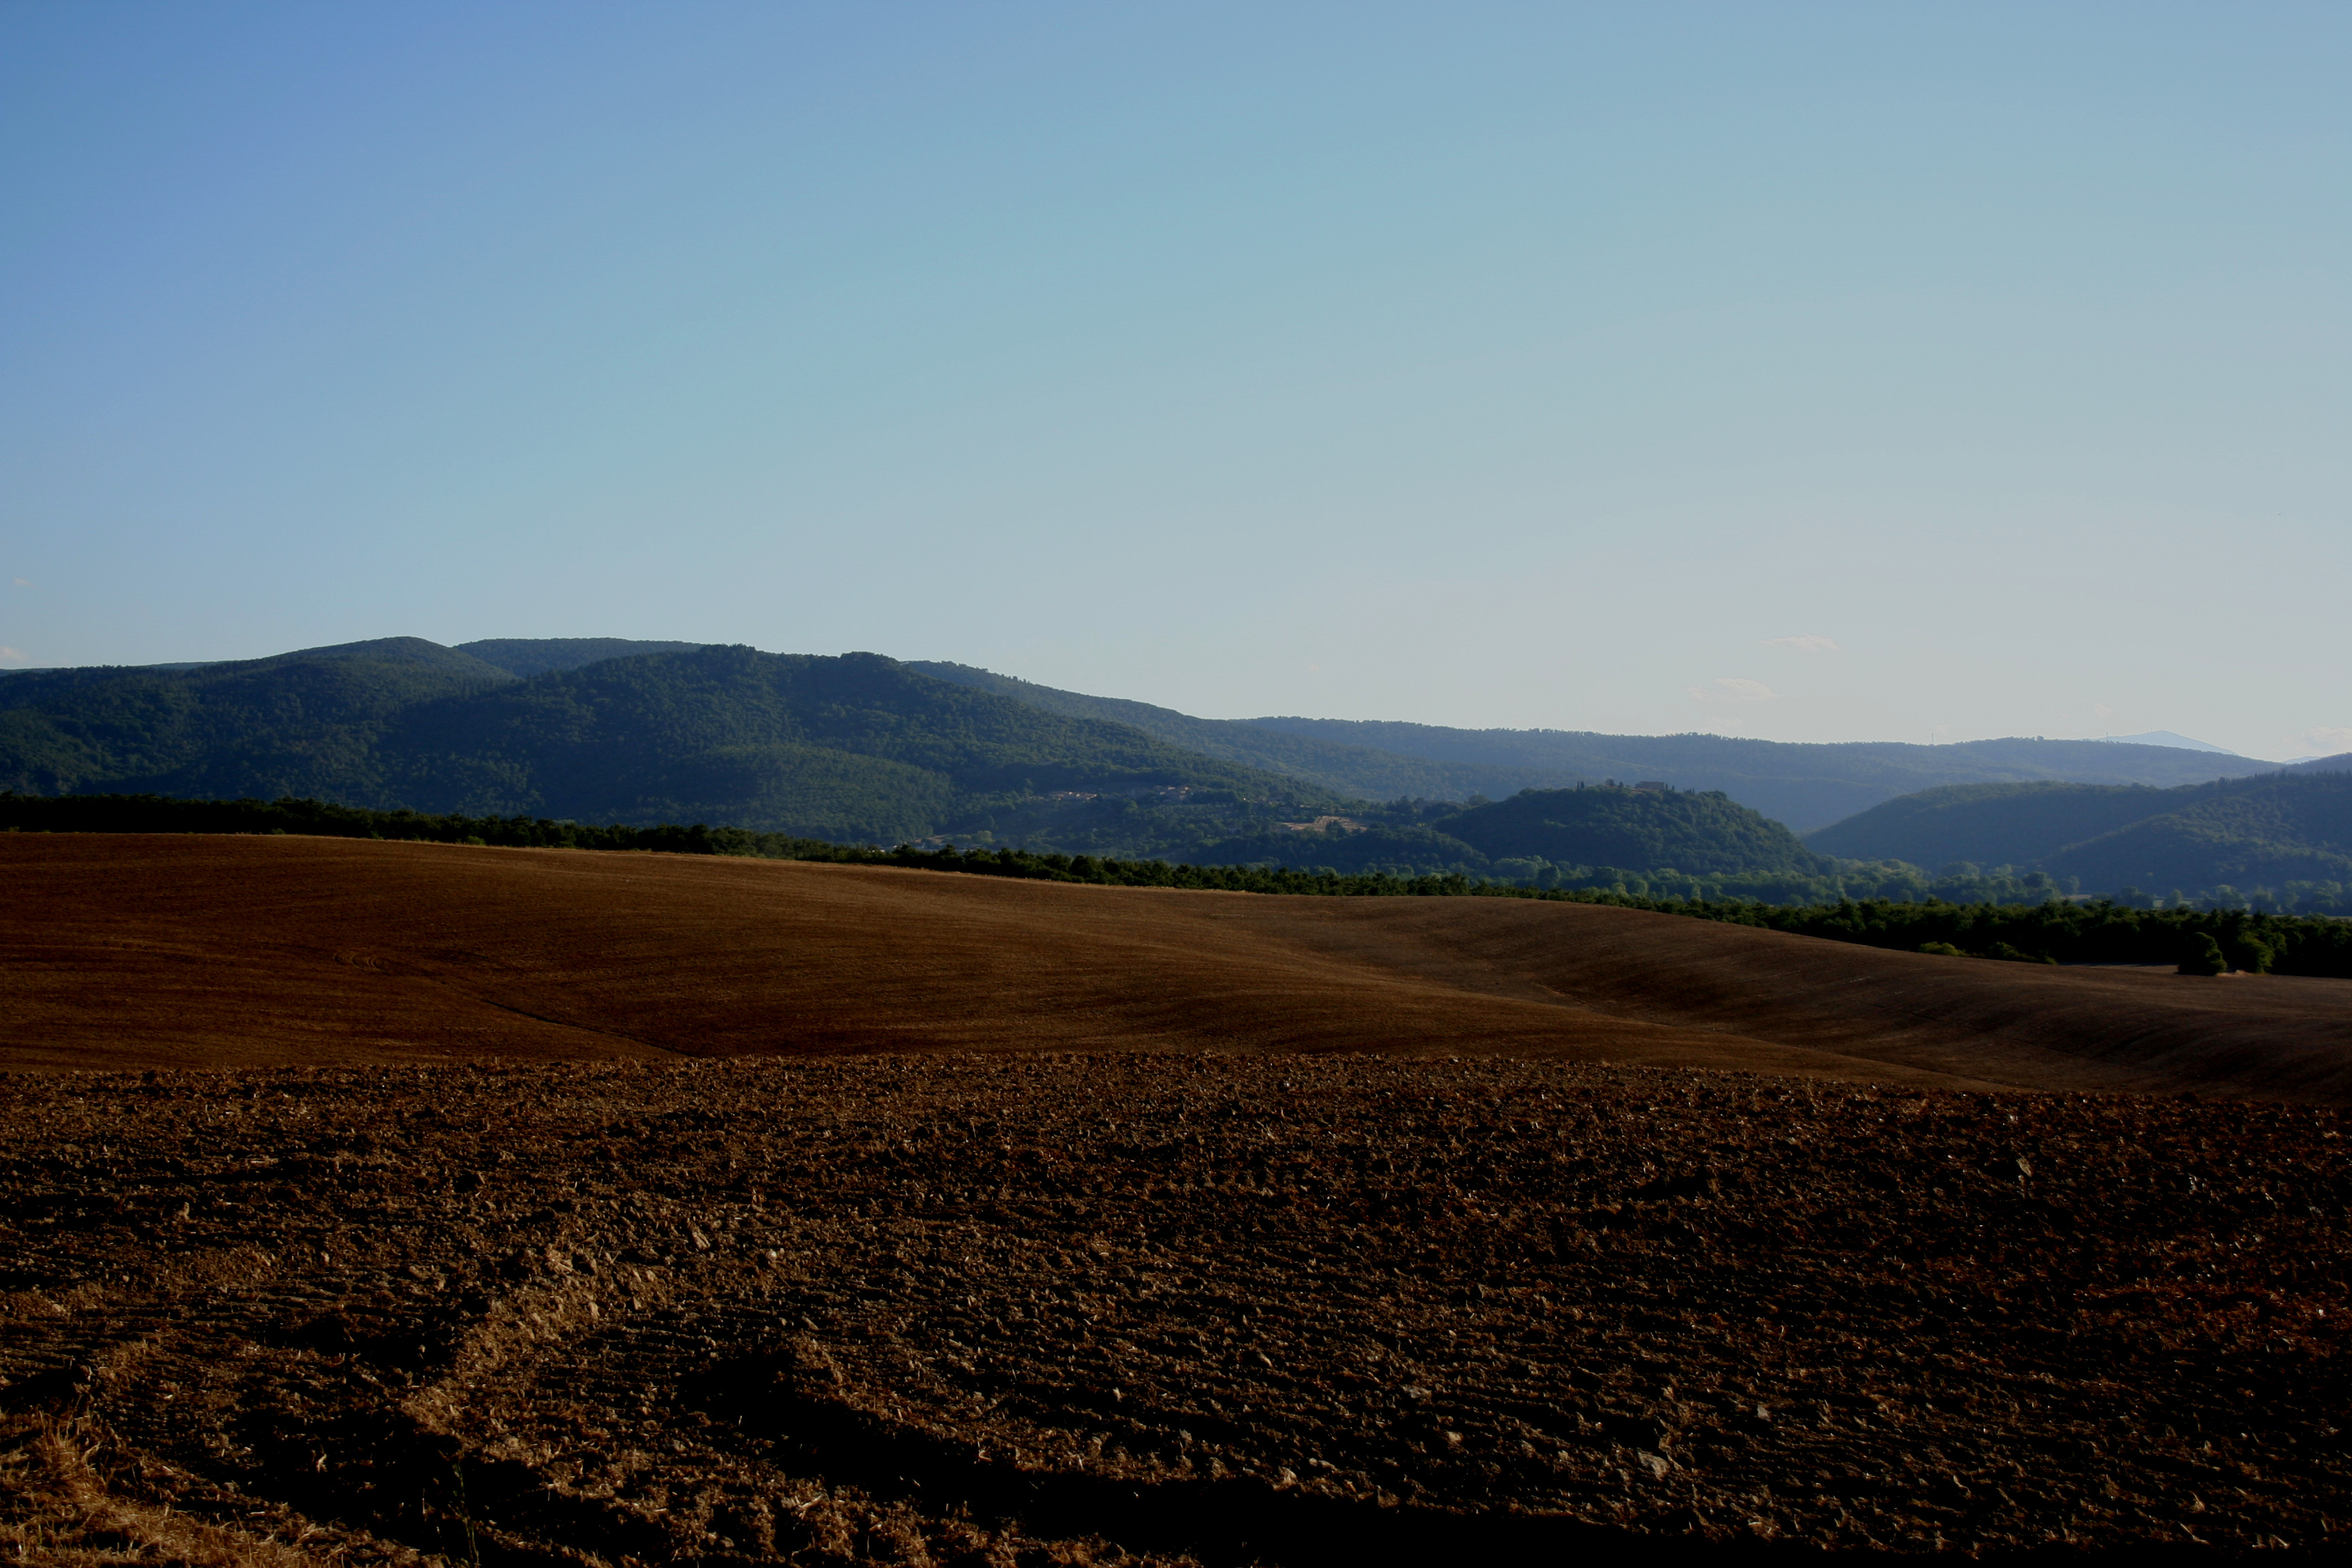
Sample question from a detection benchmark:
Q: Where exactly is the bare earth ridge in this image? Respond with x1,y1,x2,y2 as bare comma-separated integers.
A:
2,836,2348,1561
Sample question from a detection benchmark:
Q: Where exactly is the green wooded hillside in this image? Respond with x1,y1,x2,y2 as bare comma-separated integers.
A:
2044,773,2352,897
0,640,1339,847
908,662,1548,804
376,646,1328,841
12,638,2336,909
913,662,2253,831
0,639,1874,887
1246,717,2252,832
1433,784,1829,877
1806,781,2176,867
1807,770,2352,911
0,638,516,800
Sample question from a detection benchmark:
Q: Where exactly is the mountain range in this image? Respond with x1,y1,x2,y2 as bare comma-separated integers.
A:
3,636,2340,906
910,663,2250,831
0,639,1313,845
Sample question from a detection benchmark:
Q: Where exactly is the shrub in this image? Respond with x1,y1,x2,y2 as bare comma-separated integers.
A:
2224,934,2276,975
2177,934,2228,976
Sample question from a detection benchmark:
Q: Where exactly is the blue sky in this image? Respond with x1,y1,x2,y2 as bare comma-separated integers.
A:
5,2,2347,758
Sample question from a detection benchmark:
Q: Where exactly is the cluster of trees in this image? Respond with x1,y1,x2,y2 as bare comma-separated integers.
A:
2106,881,2352,917
18,791,2349,978
1688,893,2350,977
1438,857,2080,909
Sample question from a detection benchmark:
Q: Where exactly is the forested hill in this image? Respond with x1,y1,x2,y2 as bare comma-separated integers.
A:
1806,781,2177,868
11,638,2327,902
1433,785,1829,878
1242,717,2249,832
2045,773,2352,897
910,662,2250,831
906,662,1546,803
1808,770,2352,906
0,637,518,800
0,640,1336,843
373,647,1325,840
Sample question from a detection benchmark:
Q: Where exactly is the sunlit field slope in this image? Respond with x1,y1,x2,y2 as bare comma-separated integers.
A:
7,835,2349,1100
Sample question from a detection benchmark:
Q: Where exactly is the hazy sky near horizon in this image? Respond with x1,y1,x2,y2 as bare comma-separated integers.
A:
5,3,2347,758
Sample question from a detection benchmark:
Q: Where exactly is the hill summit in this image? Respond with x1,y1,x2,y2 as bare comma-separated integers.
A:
0,640,1331,844
1436,783,1827,879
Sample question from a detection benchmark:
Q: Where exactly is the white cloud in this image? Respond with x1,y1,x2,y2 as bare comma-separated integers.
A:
0,647,27,662
2289,725,2352,759
1687,676,1779,705
1761,633,1840,654
10,578,27,587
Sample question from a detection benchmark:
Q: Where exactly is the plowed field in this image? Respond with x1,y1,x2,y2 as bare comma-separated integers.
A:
4,836,2349,1561
6,835,2351,1098
3,1057,2346,1562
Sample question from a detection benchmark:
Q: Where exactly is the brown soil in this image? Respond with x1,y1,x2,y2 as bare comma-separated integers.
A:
5,836,2349,1560
6,836,2351,1100
1,1056,2345,1562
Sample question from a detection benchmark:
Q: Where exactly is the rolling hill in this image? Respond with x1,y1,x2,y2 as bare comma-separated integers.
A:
9,833,2347,1568
1241,718,2251,832
908,662,1551,804
7,636,2316,893
10,832,2349,1100
0,636,516,800
374,645,1333,841
1806,781,2179,868
1808,769,2352,905
2043,774,2352,897
1433,783,1829,877
912,662,2251,831
0,639,1893,879
0,640,1337,845
1160,788,1841,892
